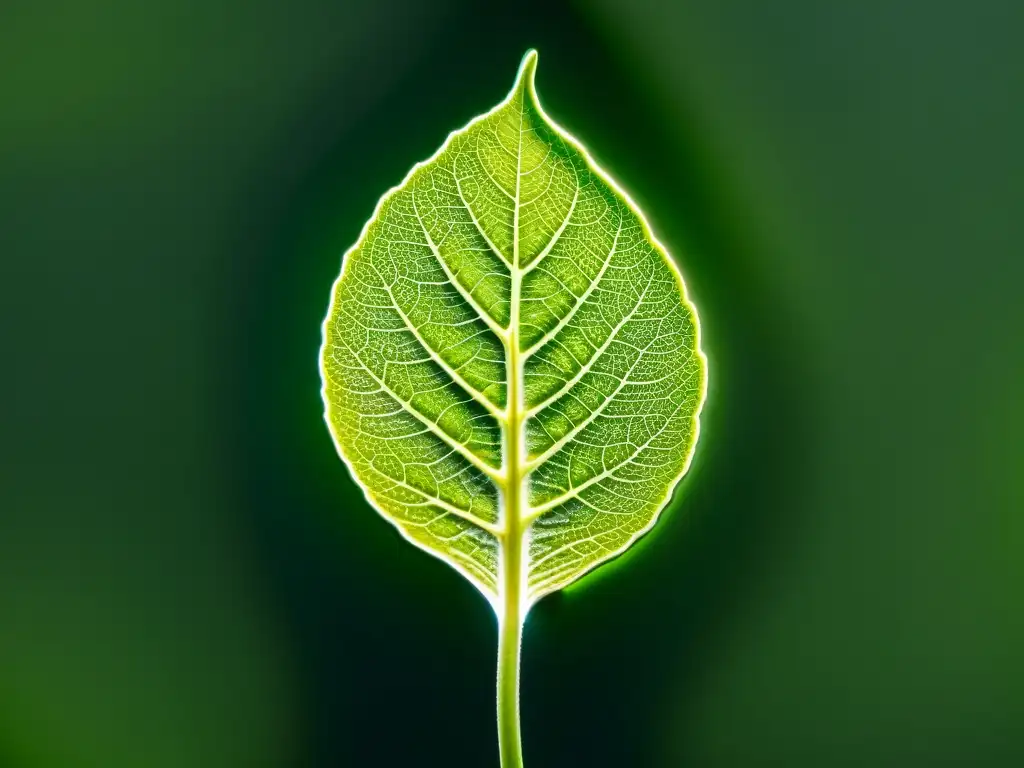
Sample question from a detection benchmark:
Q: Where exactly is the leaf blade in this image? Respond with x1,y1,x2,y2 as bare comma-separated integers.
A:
320,49,707,610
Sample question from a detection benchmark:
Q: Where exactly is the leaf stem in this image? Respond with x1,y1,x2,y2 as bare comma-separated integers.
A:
497,532,524,768
498,84,528,768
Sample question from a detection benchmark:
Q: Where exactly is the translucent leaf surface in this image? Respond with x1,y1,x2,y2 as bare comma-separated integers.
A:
320,50,706,766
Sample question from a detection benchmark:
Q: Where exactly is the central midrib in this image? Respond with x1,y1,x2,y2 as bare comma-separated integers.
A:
503,265,525,609
504,95,528,615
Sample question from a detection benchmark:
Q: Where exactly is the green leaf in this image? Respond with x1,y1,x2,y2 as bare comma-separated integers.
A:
320,50,706,766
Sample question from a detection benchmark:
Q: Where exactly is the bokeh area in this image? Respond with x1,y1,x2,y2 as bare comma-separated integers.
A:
2,1,1021,766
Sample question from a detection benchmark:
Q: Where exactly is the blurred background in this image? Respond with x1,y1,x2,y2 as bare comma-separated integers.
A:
2,1,1022,766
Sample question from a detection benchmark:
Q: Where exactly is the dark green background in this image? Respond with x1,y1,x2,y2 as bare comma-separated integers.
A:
2,1,1022,766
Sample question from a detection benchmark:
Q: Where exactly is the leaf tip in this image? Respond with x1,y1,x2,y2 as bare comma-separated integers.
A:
513,49,539,99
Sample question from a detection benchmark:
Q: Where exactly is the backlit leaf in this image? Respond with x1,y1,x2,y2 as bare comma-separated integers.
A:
320,49,706,766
